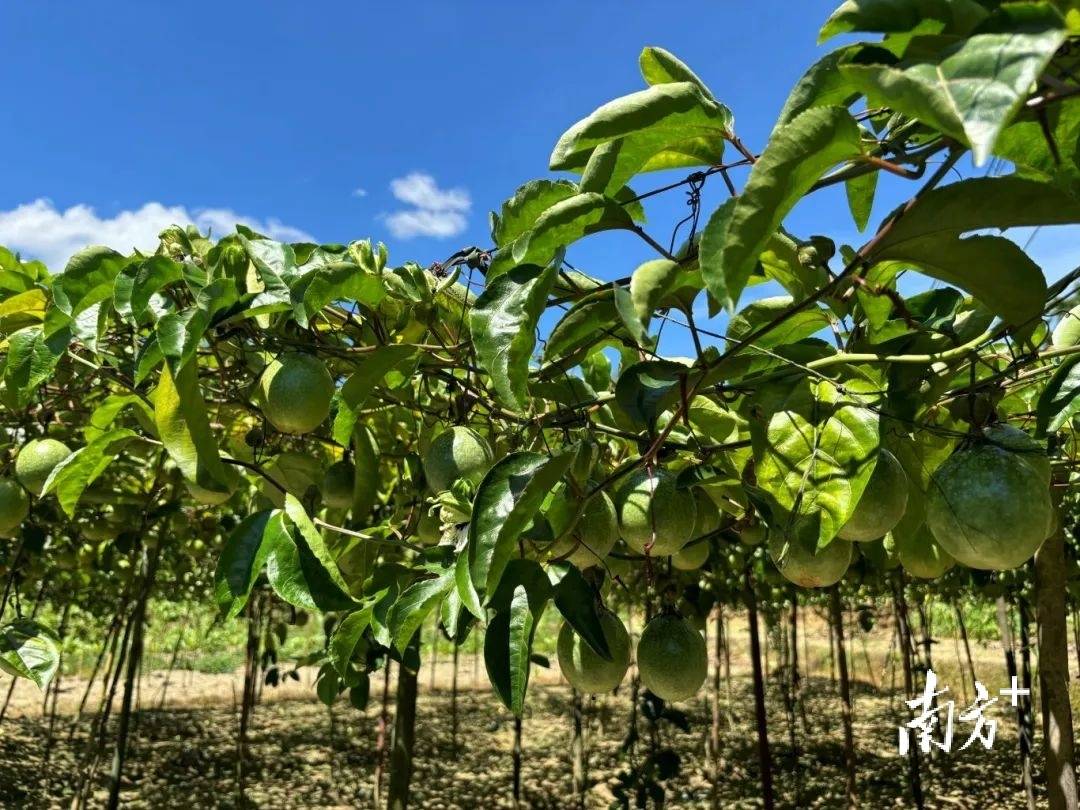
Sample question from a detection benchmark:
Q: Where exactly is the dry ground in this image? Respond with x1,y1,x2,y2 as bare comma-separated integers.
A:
0,613,1065,808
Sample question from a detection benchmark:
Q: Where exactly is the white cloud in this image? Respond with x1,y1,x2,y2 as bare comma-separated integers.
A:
352,187,368,198
0,198,315,270
383,172,470,239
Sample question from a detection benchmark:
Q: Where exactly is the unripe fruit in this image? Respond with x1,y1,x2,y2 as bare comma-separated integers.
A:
637,614,707,702
739,522,767,547
896,525,955,580
548,489,618,569
691,490,721,539
423,427,493,493
259,354,335,434
557,612,630,694
0,479,28,533
322,460,355,510
416,509,443,545
768,521,852,588
926,442,1051,570
672,540,710,571
15,438,71,496
616,468,696,556
837,449,908,542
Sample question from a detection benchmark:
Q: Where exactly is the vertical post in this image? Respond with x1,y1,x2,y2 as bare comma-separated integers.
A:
387,634,420,810
571,688,585,808
997,596,1036,810
830,587,857,809
745,567,774,810
710,604,723,810
1036,484,1078,810
892,575,924,810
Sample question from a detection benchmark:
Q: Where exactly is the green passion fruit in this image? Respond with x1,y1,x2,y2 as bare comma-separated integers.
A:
739,521,767,547
926,441,1051,571
837,449,909,542
0,479,29,533
615,469,696,556
259,354,335,435
322,460,356,510
637,614,707,702
547,488,619,569
423,426,493,493
672,540,710,571
768,521,852,588
557,612,631,694
896,525,955,580
15,438,71,496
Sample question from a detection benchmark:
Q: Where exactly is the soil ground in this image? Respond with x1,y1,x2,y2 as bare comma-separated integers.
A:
0,612,1062,808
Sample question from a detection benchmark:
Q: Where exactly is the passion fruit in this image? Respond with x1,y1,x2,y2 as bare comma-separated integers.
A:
557,611,631,694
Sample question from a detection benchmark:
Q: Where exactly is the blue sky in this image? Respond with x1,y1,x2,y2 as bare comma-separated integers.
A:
2,1,1078,357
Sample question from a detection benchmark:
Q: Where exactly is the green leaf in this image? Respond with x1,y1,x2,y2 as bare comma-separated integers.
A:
541,288,630,368
492,179,579,247
469,450,576,598
551,562,611,660
819,0,987,43
0,288,47,336
1037,355,1080,436
840,18,1066,164
0,619,60,690
455,549,484,620
754,380,880,547
351,426,380,521
846,170,878,232
727,296,832,351
1053,305,1080,348
873,233,1046,325
328,605,376,676
639,47,715,100
154,361,236,503
113,255,184,323
3,325,70,407
214,510,277,618
291,261,386,328
550,83,733,192
387,570,454,653
775,47,863,129
995,101,1080,196
84,393,154,443
486,194,632,281
700,106,864,311
615,360,688,432
334,346,417,444
280,494,357,606
508,585,534,717
470,261,560,412
42,429,138,517
47,246,127,335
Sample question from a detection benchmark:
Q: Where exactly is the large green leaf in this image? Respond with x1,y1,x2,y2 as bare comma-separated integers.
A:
469,450,575,598
841,17,1066,164
551,562,611,660
775,47,863,129
113,255,184,323
700,106,863,311
492,179,579,247
3,325,70,407
290,261,385,328
726,296,832,350
328,605,376,676
872,233,1046,325
1037,355,1080,436
819,0,988,43
541,287,629,367
875,176,1080,250
754,380,880,547
265,496,357,612
508,585,534,716
486,194,633,281
154,361,236,503
614,360,688,432
387,570,454,653
470,261,560,412
549,82,733,192
0,619,60,690
214,510,277,618
42,429,139,517
639,47,715,100
46,246,127,335
995,102,1080,196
